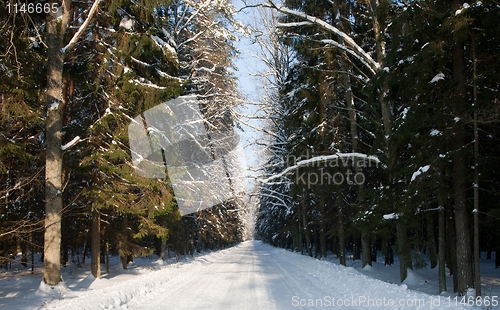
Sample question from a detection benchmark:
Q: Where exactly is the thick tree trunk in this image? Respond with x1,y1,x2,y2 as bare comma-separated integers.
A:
396,221,412,282
91,209,100,278
452,1,474,293
43,0,71,286
361,232,371,268
453,125,473,295
454,134,474,295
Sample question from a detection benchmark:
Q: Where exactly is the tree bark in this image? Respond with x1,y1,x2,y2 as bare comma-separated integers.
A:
473,44,481,297
161,237,167,261
43,0,71,286
396,221,412,282
446,199,459,292
91,208,101,278
302,193,312,257
361,232,371,267
438,190,447,293
452,0,474,293
119,216,129,270
339,207,346,266
426,212,438,269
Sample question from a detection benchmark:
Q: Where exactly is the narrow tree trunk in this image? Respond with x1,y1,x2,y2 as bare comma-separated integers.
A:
339,208,346,266
297,213,303,254
446,200,459,292
292,222,298,252
105,241,110,275
30,232,35,274
21,237,27,267
382,236,393,265
82,235,88,265
91,208,100,278
320,221,326,258
353,231,361,260
302,193,312,257
438,190,447,293
426,212,438,269
473,44,481,297
371,235,378,262
161,237,167,261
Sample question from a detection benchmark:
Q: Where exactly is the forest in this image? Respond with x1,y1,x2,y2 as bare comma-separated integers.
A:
255,0,500,297
0,0,249,287
0,0,499,300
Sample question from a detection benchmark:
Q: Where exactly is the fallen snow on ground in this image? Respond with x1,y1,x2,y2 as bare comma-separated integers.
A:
1,241,499,309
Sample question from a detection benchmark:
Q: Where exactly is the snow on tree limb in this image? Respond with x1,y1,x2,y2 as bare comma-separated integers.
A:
260,153,384,184
62,0,100,53
321,39,377,76
264,1,380,74
61,136,81,151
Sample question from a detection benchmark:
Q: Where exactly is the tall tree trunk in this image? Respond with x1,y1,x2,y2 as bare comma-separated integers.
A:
43,0,71,286
361,232,371,268
105,241,110,275
452,0,474,294
445,197,459,292
297,214,302,254
30,232,35,274
302,193,312,257
453,125,473,295
353,231,361,260
438,190,447,293
119,216,129,270
473,44,481,298
161,237,167,261
339,207,346,266
91,208,101,278
426,212,438,269
382,235,393,265
319,217,326,258
396,221,412,282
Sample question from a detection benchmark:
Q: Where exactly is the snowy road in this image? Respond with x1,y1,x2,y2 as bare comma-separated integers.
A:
126,241,336,310
45,241,474,309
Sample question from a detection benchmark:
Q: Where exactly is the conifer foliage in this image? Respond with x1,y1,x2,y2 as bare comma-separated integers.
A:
255,0,500,296
0,0,245,284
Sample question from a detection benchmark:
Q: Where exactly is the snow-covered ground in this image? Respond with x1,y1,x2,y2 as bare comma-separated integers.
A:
1,240,499,309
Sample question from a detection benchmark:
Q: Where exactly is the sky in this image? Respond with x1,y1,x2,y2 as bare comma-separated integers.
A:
232,0,268,193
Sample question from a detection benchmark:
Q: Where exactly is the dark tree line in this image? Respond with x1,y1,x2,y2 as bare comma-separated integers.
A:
255,0,500,296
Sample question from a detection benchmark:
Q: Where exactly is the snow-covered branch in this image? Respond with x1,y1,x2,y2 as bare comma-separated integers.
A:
61,136,81,151
265,1,380,74
260,153,383,183
62,0,100,53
